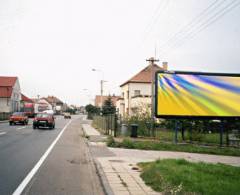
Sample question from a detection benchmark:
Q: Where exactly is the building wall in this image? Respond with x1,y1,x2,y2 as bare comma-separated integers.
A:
116,99,125,117
0,98,11,112
131,96,151,116
0,79,21,113
10,79,21,112
119,82,151,117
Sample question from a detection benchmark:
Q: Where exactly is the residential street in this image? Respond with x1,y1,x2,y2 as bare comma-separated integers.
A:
0,115,104,195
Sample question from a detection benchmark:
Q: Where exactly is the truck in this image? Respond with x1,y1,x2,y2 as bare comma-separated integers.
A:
22,103,35,118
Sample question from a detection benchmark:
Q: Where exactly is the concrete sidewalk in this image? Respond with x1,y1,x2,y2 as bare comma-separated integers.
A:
82,122,240,195
82,123,160,195
108,147,240,167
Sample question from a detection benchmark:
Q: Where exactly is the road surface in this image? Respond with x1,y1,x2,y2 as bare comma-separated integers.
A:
0,115,103,195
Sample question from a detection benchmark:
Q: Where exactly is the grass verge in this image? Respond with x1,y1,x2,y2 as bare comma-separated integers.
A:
139,159,240,195
107,137,240,156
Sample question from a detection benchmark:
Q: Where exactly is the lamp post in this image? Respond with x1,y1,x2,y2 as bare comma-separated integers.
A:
91,68,107,109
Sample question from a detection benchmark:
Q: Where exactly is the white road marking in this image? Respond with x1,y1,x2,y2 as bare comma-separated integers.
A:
17,126,27,130
0,132,6,136
12,119,72,195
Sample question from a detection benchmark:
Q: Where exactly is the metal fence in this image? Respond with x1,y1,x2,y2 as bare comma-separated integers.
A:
0,112,11,121
93,114,240,147
93,114,117,136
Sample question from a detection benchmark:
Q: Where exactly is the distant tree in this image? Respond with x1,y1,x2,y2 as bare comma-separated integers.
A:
102,96,116,115
85,104,100,119
66,107,77,114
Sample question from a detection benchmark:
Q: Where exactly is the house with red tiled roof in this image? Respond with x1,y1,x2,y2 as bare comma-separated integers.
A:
117,59,168,117
44,96,64,114
0,76,21,113
95,95,120,107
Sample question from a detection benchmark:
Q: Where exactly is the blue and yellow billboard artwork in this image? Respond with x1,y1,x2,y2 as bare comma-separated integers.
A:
156,72,240,118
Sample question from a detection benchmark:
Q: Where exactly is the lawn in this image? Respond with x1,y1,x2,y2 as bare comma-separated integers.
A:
139,159,240,195
155,130,227,145
107,137,240,156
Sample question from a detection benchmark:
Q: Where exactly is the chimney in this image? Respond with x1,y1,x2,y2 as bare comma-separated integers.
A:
162,62,168,70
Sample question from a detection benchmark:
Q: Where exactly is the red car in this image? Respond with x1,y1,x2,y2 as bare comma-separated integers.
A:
33,113,55,129
9,112,28,125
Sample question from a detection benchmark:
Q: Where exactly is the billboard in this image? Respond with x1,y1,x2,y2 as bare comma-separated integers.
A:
155,71,240,119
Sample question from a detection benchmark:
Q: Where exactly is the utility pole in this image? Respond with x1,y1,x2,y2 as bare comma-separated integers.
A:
100,80,103,108
92,68,107,112
146,57,159,135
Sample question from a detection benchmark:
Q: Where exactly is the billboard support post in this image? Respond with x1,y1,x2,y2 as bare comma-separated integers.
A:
190,121,193,143
174,120,178,144
220,121,224,147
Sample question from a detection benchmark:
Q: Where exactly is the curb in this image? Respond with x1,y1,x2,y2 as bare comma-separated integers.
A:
93,158,114,195
0,120,8,123
82,125,114,195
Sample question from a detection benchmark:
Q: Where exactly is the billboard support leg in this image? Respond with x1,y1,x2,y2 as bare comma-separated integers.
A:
190,121,193,144
220,120,224,147
181,120,185,141
174,120,178,144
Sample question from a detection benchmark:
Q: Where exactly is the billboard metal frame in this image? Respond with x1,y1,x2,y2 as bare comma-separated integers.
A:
155,70,240,119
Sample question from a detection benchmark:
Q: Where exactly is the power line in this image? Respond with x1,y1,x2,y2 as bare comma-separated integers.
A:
173,1,240,52
143,0,166,35
158,0,240,56
143,0,171,42
158,0,222,50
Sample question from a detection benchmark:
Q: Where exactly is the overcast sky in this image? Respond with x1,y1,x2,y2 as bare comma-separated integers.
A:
1,0,240,106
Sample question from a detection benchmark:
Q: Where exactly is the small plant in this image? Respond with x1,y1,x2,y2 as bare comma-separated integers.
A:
122,138,135,148
106,136,116,147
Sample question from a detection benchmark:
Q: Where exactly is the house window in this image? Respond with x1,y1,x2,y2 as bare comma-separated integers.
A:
134,90,141,96
122,92,124,98
127,91,129,98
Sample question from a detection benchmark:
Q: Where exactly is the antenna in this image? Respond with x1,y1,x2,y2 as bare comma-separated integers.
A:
154,42,157,59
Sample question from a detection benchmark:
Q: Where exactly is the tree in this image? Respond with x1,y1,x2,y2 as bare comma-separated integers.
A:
102,96,116,115
85,104,100,119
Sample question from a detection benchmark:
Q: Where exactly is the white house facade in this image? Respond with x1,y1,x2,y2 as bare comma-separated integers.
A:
0,77,21,113
117,60,168,117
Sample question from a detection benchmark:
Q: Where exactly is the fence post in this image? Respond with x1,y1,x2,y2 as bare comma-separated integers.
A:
114,114,117,137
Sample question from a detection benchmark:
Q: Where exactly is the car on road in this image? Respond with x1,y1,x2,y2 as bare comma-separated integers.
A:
63,112,71,119
9,112,28,125
33,113,55,129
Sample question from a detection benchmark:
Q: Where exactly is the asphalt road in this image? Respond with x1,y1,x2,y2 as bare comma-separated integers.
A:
0,115,79,195
23,115,104,195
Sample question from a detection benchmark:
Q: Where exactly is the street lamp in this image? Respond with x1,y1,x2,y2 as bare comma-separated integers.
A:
91,68,107,108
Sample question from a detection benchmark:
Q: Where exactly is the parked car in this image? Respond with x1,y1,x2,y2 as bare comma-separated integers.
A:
9,112,28,125
64,112,71,119
33,113,55,129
